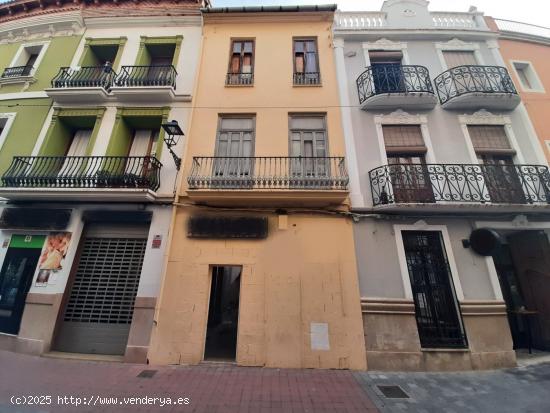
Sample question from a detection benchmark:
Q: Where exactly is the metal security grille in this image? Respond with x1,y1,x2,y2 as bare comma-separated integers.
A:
402,231,467,349
63,237,146,324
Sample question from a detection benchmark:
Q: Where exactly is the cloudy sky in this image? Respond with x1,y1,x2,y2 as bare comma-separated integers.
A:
211,0,549,27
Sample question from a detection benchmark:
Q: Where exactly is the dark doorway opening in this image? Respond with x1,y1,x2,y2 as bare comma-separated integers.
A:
493,230,550,351
0,239,44,335
204,266,241,361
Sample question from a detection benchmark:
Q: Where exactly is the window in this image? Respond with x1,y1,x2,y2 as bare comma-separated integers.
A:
401,230,467,349
0,113,16,152
2,43,46,79
289,115,328,183
227,40,254,85
293,38,320,85
442,50,477,68
382,125,433,204
511,61,544,92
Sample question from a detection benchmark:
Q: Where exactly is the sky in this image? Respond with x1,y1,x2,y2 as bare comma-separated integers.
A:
211,0,550,27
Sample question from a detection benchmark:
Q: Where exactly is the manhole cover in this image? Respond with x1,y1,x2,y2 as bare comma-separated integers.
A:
137,369,157,378
377,385,410,399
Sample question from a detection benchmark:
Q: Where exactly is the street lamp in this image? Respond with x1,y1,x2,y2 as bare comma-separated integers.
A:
161,120,184,170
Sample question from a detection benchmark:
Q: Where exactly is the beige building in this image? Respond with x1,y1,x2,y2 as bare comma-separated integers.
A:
148,5,367,369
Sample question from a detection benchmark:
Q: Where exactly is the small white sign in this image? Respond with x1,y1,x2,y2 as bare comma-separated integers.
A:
310,322,330,351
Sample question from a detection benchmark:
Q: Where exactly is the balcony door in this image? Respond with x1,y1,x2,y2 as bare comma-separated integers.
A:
126,129,159,181
289,115,328,187
58,129,92,179
387,155,434,203
479,154,525,204
213,117,255,187
369,51,404,94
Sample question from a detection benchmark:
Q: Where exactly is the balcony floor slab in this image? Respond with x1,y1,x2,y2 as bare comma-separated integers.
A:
360,92,437,110
44,87,111,104
110,86,190,103
0,188,160,203
441,92,521,111
367,202,550,215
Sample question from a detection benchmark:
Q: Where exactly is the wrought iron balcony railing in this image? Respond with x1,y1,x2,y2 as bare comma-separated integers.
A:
356,65,434,104
188,156,348,190
115,65,177,88
51,66,117,89
434,65,517,105
293,72,321,85
1,65,33,78
369,163,550,206
226,72,254,85
2,156,162,191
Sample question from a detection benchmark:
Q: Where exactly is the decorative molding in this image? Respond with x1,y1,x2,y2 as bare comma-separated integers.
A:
361,297,415,315
0,12,84,44
460,300,507,316
435,37,480,51
374,109,428,125
52,107,107,118
361,38,409,66
458,109,512,126
117,107,171,118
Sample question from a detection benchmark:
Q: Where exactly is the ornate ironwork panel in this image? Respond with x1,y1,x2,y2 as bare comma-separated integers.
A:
434,65,517,105
51,66,117,89
115,65,177,88
293,72,321,85
226,72,254,85
1,65,33,78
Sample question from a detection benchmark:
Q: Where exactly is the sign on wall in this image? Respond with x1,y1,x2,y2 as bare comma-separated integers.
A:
35,232,72,286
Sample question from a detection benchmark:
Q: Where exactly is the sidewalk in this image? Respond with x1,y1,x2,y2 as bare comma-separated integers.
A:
0,350,378,413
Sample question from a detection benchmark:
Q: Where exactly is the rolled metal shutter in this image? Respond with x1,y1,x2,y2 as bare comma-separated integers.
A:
54,224,148,355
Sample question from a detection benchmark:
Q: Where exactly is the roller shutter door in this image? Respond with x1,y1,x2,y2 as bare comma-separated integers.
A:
54,224,148,355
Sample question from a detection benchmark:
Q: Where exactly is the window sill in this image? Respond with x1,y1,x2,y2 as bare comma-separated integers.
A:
225,83,254,88
421,347,470,352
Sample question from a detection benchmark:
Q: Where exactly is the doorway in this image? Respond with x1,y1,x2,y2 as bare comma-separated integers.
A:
204,266,242,361
493,230,550,351
0,235,44,335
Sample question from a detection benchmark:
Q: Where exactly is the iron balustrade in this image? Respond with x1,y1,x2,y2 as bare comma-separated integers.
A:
188,156,348,190
293,72,321,85
51,66,117,89
356,65,434,105
1,65,33,78
369,163,550,206
2,156,162,191
115,65,177,88
434,65,517,105
226,72,254,85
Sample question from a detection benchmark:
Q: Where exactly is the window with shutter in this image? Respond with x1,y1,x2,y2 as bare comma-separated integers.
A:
442,51,478,68
293,39,320,85
383,125,426,154
289,115,328,181
227,40,254,85
467,125,514,154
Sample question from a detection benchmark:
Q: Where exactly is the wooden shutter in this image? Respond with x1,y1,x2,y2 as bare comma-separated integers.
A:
383,125,426,154
467,125,515,154
442,51,477,68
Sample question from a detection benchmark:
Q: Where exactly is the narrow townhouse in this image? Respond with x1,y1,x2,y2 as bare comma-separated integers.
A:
334,0,550,371
148,5,367,369
0,0,205,363
486,17,550,164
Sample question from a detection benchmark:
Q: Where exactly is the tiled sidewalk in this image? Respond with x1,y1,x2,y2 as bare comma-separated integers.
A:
0,350,378,413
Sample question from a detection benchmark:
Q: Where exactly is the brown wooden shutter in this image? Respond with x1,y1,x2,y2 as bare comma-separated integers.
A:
442,51,477,68
467,125,515,155
383,125,426,154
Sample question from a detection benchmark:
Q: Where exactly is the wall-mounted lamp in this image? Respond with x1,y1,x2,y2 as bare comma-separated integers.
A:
161,119,184,170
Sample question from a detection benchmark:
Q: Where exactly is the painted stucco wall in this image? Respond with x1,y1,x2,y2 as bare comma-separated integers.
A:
497,38,550,162
148,15,367,369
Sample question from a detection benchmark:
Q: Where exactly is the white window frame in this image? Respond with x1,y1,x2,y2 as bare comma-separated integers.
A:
8,41,50,78
509,60,545,93
0,113,16,152
374,109,435,165
394,222,465,301
435,38,484,71
458,109,524,164
361,38,410,67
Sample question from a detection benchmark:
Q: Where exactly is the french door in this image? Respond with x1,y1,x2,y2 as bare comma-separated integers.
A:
479,154,525,204
402,231,467,348
289,116,328,187
372,62,405,94
387,155,434,203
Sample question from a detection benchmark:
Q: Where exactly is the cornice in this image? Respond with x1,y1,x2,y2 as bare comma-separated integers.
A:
0,10,84,44
83,14,202,28
203,11,334,25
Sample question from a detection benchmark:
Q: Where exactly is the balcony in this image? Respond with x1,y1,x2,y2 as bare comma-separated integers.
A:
226,72,254,86
187,156,349,206
434,65,520,110
356,65,437,110
293,72,321,86
0,156,162,202
0,65,35,85
110,65,179,102
45,66,117,104
369,163,550,212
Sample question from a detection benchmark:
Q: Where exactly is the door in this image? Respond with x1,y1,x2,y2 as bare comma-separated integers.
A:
54,224,147,355
213,117,255,187
387,155,434,203
289,115,328,187
58,129,92,180
372,62,405,94
0,235,44,334
204,266,242,361
479,155,526,204
125,129,159,184
402,231,467,348
507,231,550,350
